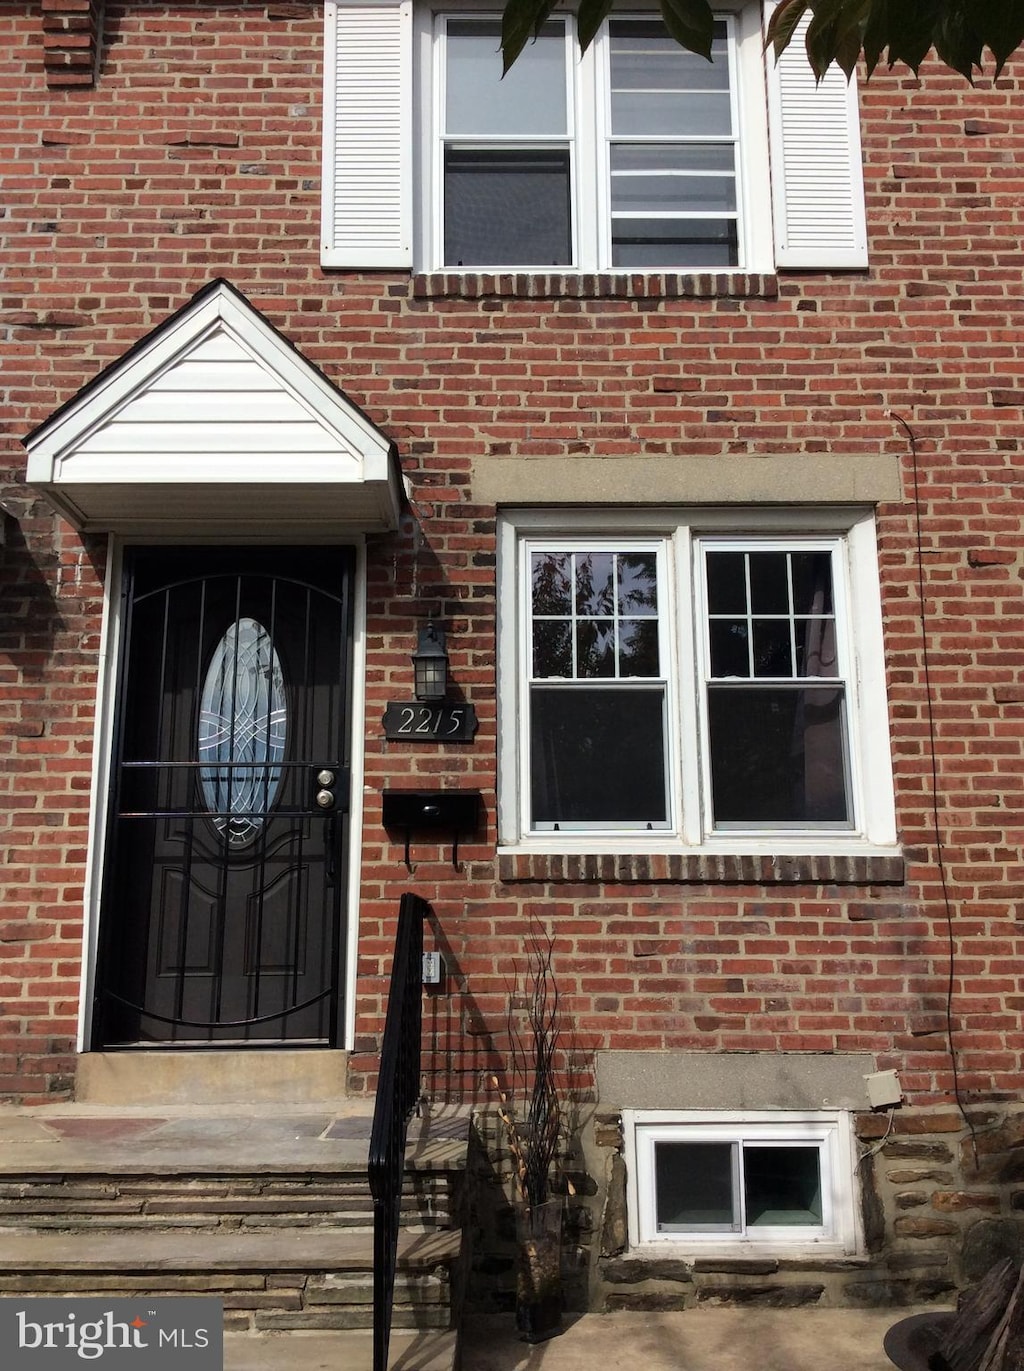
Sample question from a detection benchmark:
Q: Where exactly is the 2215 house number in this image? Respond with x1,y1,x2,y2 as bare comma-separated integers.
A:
382,702,478,743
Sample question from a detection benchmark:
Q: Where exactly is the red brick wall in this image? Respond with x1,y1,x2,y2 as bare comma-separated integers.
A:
2,1,1024,1123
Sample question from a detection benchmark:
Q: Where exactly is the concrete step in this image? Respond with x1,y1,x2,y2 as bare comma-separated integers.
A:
0,1228,463,1334
0,1171,456,1232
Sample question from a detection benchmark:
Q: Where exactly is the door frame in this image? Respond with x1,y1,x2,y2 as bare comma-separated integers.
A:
77,534,369,1053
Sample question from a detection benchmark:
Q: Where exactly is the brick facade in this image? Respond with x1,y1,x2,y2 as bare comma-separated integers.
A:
3,0,1024,1306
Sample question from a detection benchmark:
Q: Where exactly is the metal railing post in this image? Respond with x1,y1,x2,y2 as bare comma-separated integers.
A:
369,892,428,1371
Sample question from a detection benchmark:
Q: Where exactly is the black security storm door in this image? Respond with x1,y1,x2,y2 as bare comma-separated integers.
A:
94,547,354,1047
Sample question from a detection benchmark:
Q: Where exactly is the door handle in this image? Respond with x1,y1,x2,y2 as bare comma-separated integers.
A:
312,764,350,815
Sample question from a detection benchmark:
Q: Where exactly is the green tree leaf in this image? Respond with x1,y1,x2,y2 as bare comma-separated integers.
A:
659,0,716,61
501,0,1024,83
501,0,558,73
577,0,616,53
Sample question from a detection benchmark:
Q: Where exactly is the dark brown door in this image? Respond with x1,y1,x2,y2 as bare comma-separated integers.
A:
94,546,354,1047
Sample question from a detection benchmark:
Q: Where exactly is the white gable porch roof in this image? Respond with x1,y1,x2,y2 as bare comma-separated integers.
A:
24,279,404,535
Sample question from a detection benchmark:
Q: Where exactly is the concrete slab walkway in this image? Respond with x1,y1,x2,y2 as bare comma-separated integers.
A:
457,1306,948,1371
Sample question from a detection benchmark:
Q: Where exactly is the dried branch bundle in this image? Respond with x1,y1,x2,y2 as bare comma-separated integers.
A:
493,925,564,1208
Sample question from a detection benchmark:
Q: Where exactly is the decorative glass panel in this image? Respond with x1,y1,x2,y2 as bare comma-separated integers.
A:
198,618,286,846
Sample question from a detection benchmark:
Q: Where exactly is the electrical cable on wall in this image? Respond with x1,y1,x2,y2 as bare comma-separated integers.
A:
889,410,978,1164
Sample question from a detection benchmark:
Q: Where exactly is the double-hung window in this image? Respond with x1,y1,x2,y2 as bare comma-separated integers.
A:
322,1,868,272
498,508,897,853
605,18,739,269
529,545,669,829
435,14,743,270
440,17,573,268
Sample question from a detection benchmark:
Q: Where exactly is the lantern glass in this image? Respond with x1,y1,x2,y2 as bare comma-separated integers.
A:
413,623,448,701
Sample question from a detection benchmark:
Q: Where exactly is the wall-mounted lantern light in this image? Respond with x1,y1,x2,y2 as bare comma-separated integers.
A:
412,621,448,701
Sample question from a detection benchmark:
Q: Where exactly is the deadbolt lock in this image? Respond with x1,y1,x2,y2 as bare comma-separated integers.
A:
317,769,336,788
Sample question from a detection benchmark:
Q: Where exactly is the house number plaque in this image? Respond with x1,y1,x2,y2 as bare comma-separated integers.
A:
382,702,478,743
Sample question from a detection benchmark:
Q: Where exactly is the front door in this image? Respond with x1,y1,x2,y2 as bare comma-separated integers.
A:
93,546,354,1048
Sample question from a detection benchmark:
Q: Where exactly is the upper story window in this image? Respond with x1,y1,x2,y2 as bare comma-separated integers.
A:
436,15,743,271
321,1,868,274
497,507,898,855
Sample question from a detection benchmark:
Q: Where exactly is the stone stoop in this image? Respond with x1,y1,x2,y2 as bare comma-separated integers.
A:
0,1104,471,1369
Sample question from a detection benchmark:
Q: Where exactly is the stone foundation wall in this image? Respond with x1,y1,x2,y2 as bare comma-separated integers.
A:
466,1103,1024,1314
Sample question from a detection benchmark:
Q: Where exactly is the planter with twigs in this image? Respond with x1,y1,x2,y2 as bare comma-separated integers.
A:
492,926,570,1344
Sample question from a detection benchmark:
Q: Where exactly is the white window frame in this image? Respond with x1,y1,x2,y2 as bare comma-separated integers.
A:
623,1109,861,1255
413,2,774,273
496,506,898,856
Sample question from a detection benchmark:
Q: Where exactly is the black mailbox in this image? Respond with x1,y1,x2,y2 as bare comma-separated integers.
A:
382,789,481,868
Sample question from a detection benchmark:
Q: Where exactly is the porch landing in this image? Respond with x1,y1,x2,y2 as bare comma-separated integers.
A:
0,1099,469,1174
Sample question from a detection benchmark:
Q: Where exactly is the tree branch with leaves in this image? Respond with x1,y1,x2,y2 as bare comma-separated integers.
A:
500,0,1024,82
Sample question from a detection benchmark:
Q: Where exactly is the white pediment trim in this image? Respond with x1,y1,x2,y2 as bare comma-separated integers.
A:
25,279,404,534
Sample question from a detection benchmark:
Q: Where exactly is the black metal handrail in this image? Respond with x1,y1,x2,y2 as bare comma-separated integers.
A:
369,892,428,1371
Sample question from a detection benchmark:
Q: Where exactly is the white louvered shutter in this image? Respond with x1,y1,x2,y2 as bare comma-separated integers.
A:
765,19,868,269
321,0,412,269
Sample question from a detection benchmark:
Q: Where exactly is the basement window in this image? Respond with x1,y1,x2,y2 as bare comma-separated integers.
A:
623,1110,859,1253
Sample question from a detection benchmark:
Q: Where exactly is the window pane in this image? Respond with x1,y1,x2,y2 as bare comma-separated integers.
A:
655,1141,737,1230
577,620,615,677
795,615,839,679
532,552,571,616
612,218,738,268
791,551,834,615
609,19,730,92
445,19,566,136
619,620,659,676
618,553,659,616
752,619,793,677
530,687,666,825
749,552,791,614
708,685,850,824
709,619,750,678
614,144,735,174
575,552,616,615
532,620,571,678
444,150,571,266
611,170,737,215
706,551,747,615
744,1146,823,1227
612,92,733,138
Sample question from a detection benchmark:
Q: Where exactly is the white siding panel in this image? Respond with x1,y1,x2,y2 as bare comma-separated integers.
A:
149,362,277,393
56,455,361,482
120,393,313,423
181,335,253,363
321,0,412,268
74,423,342,455
766,20,868,269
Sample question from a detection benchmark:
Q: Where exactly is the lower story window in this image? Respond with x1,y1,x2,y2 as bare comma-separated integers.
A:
498,508,897,852
624,1110,859,1252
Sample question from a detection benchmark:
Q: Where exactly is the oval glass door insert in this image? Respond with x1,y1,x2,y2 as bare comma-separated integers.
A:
198,617,286,845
